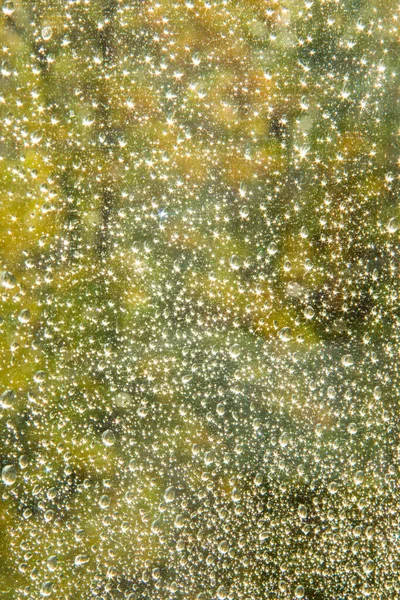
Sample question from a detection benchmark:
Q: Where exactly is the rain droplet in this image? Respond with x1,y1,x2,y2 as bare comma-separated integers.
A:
0,389,15,409
328,482,338,494
40,581,53,597
229,255,240,270
354,470,364,486
295,585,305,598
42,26,53,41
267,242,278,255
46,556,57,572
341,354,354,367
102,429,115,446
2,1,14,15
363,559,374,575
278,327,292,342
217,585,227,599
74,555,89,566
229,344,240,359
18,309,31,323
2,464,17,486
33,370,46,383
386,217,398,233
1,271,16,289
304,307,314,320
174,514,185,528
279,432,289,447
298,504,307,519
164,486,175,503
99,494,110,509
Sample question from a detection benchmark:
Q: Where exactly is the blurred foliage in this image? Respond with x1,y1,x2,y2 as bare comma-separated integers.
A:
0,0,399,598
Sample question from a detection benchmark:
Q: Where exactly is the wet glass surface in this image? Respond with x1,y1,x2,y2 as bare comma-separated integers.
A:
0,1,399,598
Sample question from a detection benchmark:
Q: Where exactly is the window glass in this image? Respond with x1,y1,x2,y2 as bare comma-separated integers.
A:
0,1,399,598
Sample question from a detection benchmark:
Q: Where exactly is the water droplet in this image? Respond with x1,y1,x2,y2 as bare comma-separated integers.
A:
40,581,53,597
42,26,53,41
99,494,110,509
373,385,381,400
216,403,225,416
204,451,214,465
0,389,15,409
2,464,17,486
341,354,354,367
229,255,240,270
229,343,240,359
363,559,374,575
295,585,305,598
386,217,398,233
74,554,89,566
19,455,28,469
283,260,292,272
279,327,292,342
304,258,313,271
300,226,308,238
46,556,57,572
33,370,46,383
217,585,227,599
279,432,289,447
354,470,364,485
304,307,314,320
1,271,16,289
2,1,13,15
18,308,31,323
328,482,338,494
267,242,278,255
174,514,185,528
102,429,115,446
218,540,228,554
164,486,175,503
298,504,307,519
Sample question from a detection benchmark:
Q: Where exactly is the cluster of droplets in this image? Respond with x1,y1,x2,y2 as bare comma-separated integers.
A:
0,0,399,598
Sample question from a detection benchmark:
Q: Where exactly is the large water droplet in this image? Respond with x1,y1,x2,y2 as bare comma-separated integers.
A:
2,465,17,486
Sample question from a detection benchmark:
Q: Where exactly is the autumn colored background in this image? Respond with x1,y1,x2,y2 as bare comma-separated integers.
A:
0,1,399,599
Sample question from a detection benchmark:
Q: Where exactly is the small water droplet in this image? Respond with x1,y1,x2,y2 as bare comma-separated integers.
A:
217,585,227,599
298,504,307,519
164,486,175,503
341,354,354,367
42,26,53,41
267,242,278,255
386,217,398,233
279,432,289,447
102,429,115,446
74,554,89,566
278,327,292,342
328,481,338,494
0,389,15,409
18,308,31,323
229,255,241,270
354,470,364,485
229,343,240,359
40,581,53,597
295,585,305,598
1,271,16,289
